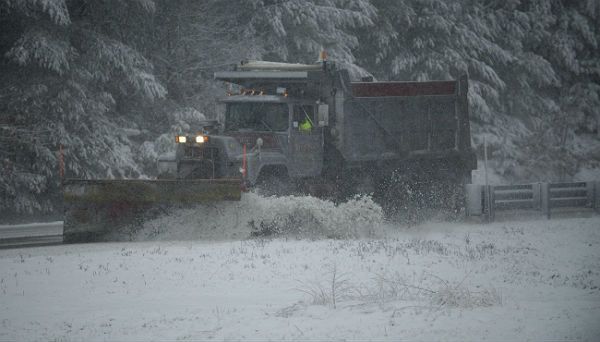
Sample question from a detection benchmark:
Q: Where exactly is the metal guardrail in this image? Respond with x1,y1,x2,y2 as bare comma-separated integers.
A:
466,181,600,221
0,221,64,249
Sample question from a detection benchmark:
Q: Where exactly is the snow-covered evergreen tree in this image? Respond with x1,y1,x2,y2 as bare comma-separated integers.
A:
0,0,165,218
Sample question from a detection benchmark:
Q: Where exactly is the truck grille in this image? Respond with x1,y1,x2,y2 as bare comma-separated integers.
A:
183,145,219,160
180,145,221,179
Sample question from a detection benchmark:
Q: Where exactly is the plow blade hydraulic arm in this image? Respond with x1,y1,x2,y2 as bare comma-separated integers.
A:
63,179,241,243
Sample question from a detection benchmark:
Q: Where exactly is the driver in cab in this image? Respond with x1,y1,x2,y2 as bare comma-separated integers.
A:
299,115,313,133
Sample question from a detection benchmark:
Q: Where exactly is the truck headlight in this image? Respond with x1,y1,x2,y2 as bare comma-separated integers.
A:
195,135,205,143
176,135,187,143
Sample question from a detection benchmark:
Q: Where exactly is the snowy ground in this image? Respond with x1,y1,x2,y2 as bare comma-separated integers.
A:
1,194,599,341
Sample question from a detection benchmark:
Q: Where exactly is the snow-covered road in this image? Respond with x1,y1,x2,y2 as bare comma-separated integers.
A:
1,212,599,341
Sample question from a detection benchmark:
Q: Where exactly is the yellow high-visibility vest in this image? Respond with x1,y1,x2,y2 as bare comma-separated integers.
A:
299,119,312,132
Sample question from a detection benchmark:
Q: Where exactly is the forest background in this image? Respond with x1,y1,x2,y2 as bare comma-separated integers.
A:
1,0,599,220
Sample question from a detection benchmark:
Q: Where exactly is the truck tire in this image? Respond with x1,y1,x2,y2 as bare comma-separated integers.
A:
255,166,296,196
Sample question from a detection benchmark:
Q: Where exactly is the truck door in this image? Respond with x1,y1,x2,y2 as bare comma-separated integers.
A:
288,104,323,178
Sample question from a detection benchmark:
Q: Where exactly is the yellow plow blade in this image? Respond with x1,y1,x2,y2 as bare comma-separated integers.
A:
63,179,241,243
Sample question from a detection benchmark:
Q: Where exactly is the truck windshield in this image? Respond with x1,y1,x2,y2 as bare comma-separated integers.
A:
225,103,288,132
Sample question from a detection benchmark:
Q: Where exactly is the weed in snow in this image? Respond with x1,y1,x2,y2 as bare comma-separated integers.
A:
296,264,502,312
295,263,353,309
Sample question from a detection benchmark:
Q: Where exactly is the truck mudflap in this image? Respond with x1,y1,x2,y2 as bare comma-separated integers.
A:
63,178,241,243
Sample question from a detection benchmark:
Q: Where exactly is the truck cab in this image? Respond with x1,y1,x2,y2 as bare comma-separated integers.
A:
216,93,325,184
162,95,327,187
156,61,333,185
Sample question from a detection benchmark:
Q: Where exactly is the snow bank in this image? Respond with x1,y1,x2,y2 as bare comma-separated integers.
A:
134,192,385,241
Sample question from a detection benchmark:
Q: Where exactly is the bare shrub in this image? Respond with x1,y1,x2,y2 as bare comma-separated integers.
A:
428,272,502,308
432,285,502,308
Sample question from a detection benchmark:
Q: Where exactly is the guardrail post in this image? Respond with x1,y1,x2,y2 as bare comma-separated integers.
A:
465,184,483,217
490,185,495,222
541,182,550,219
593,182,600,212
484,185,495,222
532,183,541,210
586,181,595,208
482,185,487,221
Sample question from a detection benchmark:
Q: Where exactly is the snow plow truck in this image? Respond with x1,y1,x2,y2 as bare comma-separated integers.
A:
63,56,477,242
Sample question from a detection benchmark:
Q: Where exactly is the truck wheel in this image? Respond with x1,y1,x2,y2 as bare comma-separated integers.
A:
255,166,295,196
374,168,465,224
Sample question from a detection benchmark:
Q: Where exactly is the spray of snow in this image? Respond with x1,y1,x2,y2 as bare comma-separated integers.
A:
134,192,385,241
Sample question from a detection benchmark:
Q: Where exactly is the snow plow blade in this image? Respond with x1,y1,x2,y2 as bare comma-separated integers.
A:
63,179,241,243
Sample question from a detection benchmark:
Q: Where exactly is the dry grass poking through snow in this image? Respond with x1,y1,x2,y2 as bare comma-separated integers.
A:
293,245,503,312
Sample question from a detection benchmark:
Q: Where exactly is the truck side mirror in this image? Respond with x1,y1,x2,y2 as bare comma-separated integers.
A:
317,104,329,127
